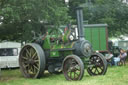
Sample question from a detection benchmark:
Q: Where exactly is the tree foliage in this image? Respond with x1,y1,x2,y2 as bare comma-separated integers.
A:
84,0,128,37
68,0,128,37
0,0,69,41
0,0,128,41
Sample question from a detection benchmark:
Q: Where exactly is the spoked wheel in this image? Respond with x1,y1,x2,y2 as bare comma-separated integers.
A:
63,55,84,81
19,43,46,78
87,52,107,76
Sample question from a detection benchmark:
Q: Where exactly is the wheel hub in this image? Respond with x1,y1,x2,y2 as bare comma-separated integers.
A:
28,59,35,65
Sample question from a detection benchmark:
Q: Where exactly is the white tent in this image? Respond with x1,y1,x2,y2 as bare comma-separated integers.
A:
109,35,128,50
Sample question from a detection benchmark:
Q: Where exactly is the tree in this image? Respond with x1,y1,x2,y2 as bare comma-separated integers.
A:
0,0,70,41
68,0,128,37
85,0,128,37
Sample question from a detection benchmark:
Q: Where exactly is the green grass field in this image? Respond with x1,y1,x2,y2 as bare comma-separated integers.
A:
0,65,128,85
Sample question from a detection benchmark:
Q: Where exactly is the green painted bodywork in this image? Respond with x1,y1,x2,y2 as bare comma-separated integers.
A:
50,51,60,57
42,28,75,57
43,36,51,49
84,24,108,52
62,29,71,43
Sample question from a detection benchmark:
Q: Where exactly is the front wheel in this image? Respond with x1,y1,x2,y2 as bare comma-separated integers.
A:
87,52,107,76
19,43,46,78
62,55,84,81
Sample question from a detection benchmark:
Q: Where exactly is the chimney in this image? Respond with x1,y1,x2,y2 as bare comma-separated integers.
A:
76,7,85,41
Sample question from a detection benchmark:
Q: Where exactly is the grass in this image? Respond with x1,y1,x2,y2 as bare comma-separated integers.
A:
0,65,128,85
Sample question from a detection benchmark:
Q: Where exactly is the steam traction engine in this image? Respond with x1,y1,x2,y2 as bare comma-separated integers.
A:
19,8,107,80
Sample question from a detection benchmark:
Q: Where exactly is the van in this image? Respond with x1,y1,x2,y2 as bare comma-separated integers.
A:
0,41,21,68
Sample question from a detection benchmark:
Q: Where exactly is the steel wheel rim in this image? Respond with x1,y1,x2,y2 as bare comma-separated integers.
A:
19,45,41,78
88,55,105,75
63,57,82,80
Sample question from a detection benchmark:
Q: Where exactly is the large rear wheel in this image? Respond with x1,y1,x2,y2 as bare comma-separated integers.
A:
19,43,46,78
87,52,107,76
63,55,84,81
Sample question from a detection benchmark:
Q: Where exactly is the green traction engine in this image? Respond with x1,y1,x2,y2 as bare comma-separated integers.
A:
19,8,107,80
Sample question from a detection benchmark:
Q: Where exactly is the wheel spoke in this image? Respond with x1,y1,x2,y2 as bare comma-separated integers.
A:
34,60,39,63
90,66,95,70
70,72,72,78
22,62,29,68
29,65,32,72
65,59,72,71
26,49,30,57
75,68,80,71
97,67,102,73
32,52,37,59
67,59,72,66
75,65,80,71
31,65,35,74
29,48,32,57
74,72,76,79
33,56,38,60
25,52,29,58
96,67,100,74
24,64,29,68
27,65,31,72
33,66,36,73
67,68,71,72
30,48,35,58
74,71,79,78
33,64,39,71
98,66,103,70
30,65,33,73
93,68,97,74
29,65,35,74
22,56,28,60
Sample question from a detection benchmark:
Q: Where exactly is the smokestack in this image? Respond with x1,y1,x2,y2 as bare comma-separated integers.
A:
76,7,85,41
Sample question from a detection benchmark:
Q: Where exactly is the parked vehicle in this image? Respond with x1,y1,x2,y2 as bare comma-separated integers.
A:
117,40,128,50
19,7,107,80
0,41,21,68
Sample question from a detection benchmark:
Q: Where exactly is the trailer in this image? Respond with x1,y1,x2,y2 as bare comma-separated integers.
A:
83,24,108,53
0,41,21,68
